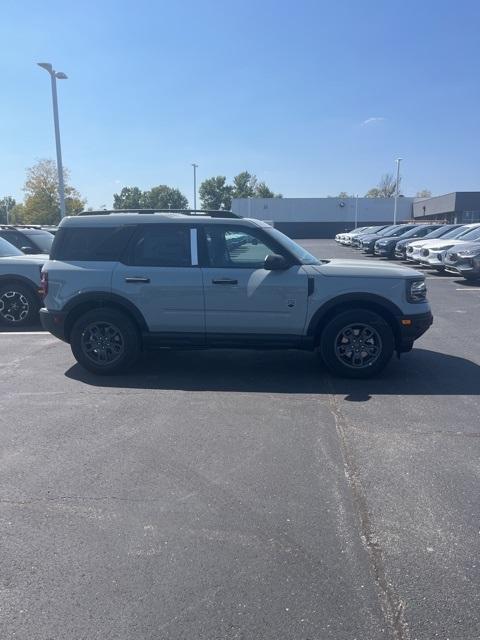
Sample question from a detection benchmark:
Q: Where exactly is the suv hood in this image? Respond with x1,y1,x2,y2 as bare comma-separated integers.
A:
423,239,470,250
0,254,49,265
311,259,423,279
449,241,480,253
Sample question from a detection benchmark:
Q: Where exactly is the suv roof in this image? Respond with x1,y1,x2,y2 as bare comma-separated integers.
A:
78,208,241,219
61,209,265,228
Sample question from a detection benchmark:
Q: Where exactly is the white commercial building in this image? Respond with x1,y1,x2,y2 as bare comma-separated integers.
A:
232,197,414,238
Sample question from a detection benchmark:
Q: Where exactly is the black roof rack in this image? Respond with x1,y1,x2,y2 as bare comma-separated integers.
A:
77,208,241,219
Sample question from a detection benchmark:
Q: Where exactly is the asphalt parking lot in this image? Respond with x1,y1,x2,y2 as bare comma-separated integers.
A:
1,239,479,640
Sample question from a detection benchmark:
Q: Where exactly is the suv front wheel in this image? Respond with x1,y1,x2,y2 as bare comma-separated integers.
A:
70,308,141,375
319,309,395,379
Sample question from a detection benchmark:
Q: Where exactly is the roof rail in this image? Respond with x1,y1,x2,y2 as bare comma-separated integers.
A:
77,208,242,219
0,224,43,229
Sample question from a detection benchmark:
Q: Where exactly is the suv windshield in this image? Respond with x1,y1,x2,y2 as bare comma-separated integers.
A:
0,237,23,257
28,231,54,253
423,225,459,239
268,228,320,265
458,226,480,241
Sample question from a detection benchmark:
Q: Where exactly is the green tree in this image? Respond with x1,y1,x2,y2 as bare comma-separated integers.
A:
0,196,16,223
416,189,432,198
144,185,188,209
199,176,233,210
113,185,188,210
113,186,145,209
232,171,257,198
336,192,351,198
16,159,85,224
365,188,381,198
256,182,282,198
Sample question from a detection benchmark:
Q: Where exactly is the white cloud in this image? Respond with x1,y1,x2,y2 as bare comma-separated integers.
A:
361,117,386,126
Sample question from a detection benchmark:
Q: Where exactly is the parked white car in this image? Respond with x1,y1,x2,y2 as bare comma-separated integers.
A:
417,224,480,269
406,224,479,264
335,227,369,245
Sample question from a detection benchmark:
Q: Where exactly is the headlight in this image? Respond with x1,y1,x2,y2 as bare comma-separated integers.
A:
407,279,427,303
458,248,480,258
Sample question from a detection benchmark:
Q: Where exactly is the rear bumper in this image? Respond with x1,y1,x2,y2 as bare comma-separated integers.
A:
40,308,68,342
396,311,433,353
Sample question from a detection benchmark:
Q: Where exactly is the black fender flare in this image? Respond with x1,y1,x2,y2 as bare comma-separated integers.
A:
0,274,41,301
62,292,148,339
307,293,403,338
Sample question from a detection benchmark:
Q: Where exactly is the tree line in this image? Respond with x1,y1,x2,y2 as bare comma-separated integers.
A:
1,161,432,226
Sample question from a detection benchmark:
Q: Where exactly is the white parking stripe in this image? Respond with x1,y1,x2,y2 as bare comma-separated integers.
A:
0,331,49,336
455,288,480,291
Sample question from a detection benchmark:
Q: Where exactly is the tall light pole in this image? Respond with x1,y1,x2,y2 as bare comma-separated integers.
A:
354,194,359,228
393,157,402,224
38,63,68,219
191,163,198,210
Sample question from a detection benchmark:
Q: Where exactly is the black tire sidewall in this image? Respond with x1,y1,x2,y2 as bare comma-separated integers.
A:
0,283,39,327
71,309,140,375
319,309,395,379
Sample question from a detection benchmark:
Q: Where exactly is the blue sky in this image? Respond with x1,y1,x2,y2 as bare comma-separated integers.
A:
1,0,480,208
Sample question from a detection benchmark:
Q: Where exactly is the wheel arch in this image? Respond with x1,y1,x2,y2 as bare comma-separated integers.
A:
307,293,402,347
63,292,148,342
0,275,41,301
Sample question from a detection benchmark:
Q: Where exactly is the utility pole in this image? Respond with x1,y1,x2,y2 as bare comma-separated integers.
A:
393,158,402,224
191,163,198,210
354,194,359,228
38,63,68,219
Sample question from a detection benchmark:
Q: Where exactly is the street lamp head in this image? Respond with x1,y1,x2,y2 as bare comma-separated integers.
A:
38,62,53,73
396,157,403,162
55,72,68,80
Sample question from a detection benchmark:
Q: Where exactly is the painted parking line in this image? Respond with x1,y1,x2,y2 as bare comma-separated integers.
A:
455,288,480,291
0,331,49,336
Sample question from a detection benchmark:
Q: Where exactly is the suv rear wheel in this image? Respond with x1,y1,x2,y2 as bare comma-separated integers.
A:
319,309,394,379
70,308,140,375
0,282,39,327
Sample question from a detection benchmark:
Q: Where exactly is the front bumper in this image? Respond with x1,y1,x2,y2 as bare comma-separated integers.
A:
374,245,394,257
40,308,68,342
444,257,480,277
396,311,433,353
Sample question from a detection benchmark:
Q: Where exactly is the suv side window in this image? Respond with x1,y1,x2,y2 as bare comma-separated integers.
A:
204,226,282,269
128,224,191,267
51,226,135,261
0,230,35,251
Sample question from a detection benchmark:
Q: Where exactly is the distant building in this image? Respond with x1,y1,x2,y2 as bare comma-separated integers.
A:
413,192,480,224
232,192,480,238
232,197,413,238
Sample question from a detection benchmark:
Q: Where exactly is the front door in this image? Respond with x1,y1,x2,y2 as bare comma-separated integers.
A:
201,225,309,337
112,224,204,334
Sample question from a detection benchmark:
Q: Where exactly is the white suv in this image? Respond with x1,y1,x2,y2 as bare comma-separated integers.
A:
40,209,433,378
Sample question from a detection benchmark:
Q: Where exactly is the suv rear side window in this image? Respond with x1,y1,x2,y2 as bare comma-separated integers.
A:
51,226,135,261
128,225,191,267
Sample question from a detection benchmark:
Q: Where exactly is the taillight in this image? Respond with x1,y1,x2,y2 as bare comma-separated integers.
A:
40,271,48,297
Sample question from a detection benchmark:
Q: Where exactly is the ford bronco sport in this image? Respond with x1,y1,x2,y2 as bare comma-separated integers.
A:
40,209,433,378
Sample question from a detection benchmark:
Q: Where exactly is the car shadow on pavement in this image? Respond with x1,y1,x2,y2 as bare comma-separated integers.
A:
65,348,480,399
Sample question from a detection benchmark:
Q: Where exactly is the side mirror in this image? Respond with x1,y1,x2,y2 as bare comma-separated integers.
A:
264,254,290,271
21,246,36,254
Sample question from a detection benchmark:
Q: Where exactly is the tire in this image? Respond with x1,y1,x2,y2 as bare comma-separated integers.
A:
70,308,140,375
319,309,395,379
0,282,40,327
463,273,480,282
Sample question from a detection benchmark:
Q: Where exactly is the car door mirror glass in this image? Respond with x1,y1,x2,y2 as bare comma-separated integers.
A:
21,246,36,254
264,254,289,270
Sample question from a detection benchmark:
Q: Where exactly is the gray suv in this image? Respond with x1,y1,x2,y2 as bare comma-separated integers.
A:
40,210,433,378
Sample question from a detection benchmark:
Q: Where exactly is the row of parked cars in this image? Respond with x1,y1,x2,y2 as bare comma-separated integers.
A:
335,222,480,281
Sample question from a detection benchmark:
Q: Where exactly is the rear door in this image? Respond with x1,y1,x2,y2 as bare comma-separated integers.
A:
111,223,205,335
200,224,309,337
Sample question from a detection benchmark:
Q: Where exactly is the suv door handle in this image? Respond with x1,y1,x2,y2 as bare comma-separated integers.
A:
212,278,238,285
125,277,150,283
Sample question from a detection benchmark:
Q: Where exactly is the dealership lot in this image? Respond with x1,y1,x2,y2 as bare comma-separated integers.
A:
1,240,479,639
